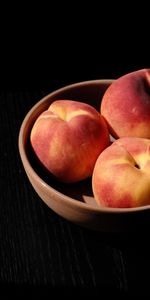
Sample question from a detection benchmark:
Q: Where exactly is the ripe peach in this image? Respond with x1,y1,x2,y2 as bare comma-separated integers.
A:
30,100,110,183
92,137,150,208
101,69,150,138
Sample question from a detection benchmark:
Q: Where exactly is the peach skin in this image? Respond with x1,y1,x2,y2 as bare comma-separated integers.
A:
101,69,150,138
30,100,110,183
92,137,150,208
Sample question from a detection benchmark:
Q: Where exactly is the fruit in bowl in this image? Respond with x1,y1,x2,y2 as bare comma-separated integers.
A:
92,137,150,208
18,79,150,232
101,69,150,138
30,99,110,183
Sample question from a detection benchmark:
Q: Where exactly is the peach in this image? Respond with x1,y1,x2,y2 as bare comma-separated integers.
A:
92,137,150,208
101,69,150,138
30,100,110,183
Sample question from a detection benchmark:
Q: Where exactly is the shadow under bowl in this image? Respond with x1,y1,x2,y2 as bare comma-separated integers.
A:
18,80,150,232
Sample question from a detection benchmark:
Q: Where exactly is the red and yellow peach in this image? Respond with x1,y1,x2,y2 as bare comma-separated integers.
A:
101,69,150,138
92,137,150,208
30,100,110,183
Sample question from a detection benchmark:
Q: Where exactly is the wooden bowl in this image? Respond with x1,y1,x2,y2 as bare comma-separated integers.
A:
18,80,150,232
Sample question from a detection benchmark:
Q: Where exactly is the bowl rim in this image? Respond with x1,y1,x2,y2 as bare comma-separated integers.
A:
18,79,150,214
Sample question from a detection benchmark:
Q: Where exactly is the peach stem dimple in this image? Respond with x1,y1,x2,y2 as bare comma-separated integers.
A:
134,163,140,169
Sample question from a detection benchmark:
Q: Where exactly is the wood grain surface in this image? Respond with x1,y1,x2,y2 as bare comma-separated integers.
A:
0,90,150,297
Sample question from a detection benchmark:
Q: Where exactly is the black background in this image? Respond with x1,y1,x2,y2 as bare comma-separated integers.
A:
1,43,148,91
1,9,150,297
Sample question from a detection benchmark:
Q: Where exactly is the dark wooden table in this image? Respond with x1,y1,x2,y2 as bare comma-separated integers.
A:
1,88,150,297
